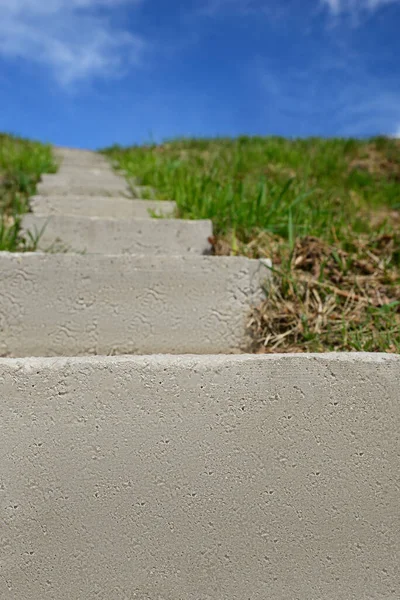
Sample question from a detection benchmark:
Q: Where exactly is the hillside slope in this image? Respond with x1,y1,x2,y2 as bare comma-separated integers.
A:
102,135,400,353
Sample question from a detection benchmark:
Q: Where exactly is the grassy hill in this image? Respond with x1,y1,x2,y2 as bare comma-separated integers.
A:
1,132,398,353
102,135,400,353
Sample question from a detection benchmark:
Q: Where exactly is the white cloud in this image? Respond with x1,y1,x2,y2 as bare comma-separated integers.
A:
321,0,400,15
200,0,400,16
0,0,146,86
392,124,400,138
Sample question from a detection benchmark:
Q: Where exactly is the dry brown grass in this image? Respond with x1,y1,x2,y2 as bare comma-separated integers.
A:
210,229,400,353
349,142,400,181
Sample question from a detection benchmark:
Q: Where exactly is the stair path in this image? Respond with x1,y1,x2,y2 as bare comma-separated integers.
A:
4,147,269,355
0,146,398,600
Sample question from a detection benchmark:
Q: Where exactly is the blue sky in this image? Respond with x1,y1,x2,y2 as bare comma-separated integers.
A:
0,0,399,149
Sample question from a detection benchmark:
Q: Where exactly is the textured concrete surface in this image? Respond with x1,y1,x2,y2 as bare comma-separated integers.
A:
53,155,110,167
41,173,125,186
52,146,105,156
0,253,269,356
55,166,126,178
55,159,111,169
52,148,109,163
21,214,212,254
30,196,176,218
36,180,131,197
49,148,150,195
0,353,398,600
56,165,112,173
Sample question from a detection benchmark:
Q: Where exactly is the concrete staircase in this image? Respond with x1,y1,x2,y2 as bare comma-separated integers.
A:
0,147,398,600
2,148,269,355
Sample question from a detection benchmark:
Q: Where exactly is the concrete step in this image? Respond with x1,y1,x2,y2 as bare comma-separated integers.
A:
41,173,124,185
53,155,111,168
30,196,177,219
55,166,121,177
21,214,212,254
53,150,109,160
51,161,156,198
55,158,111,169
52,148,108,161
0,352,398,599
36,180,131,197
52,146,102,155
51,167,146,192
0,253,269,356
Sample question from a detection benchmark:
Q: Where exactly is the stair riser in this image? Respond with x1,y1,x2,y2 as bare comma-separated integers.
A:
0,253,268,356
36,183,131,197
1,353,398,599
30,196,176,219
21,215,213,255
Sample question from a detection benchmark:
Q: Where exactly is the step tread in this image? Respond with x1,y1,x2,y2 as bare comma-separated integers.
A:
41,173,124,183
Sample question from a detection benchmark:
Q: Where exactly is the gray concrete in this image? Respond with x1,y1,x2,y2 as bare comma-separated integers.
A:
41,173,125,185
36,180,131,197
0,353,398,600
54,158,111,169
0,253,269,356
21,214,212,255
52,148,109,162
53,155,110,166
55,163,134,184
50,149,152,194
45,173,152,198
52,146,104,155
55,166,125,178
30,196,176,218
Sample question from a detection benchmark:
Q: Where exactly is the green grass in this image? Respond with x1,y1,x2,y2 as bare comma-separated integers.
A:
0,132,57,251
102,135,400,353
102,135,400,242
